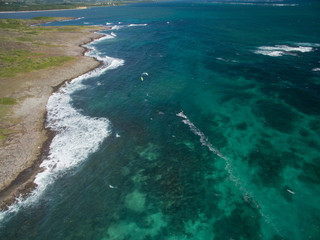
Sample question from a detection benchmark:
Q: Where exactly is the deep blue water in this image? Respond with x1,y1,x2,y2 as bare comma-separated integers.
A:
1,2,320,239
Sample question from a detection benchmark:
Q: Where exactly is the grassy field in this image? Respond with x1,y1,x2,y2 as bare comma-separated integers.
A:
0,49,74,78
0,18,98,80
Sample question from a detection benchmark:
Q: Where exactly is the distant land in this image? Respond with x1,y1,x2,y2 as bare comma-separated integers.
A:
0,0,151,12
0,0,313,12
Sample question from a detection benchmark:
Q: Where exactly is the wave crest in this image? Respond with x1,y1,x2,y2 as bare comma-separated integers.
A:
254,44,315,57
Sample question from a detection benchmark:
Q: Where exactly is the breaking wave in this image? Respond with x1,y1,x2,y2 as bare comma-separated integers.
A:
110,23,148,30
128,23,148,27
254,44,316,57
0,33,124,222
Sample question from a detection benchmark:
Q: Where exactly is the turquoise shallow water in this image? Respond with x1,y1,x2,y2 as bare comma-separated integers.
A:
1,1,320,239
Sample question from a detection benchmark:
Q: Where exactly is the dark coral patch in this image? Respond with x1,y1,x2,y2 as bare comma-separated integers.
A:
247,140,302,187
236,122,248,131
213,201,262,240
253,101,297,133
298,160,320,185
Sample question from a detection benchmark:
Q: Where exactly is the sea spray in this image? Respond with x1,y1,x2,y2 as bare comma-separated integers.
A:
0,33,124,222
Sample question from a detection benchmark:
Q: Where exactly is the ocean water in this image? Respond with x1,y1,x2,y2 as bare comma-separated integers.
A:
1,1,320,239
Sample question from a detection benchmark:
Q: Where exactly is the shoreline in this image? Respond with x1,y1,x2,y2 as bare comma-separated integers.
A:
0,29,107,210
0,6,91,14
0,3,127,14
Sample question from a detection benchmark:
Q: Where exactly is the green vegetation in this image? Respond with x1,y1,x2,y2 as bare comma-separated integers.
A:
0,49,74,78
0,129,16,144
31,16,59,21
0,1,136,11
0,18,27,29
0,18,77,31
0,97,16,105
0,2,84,11
0,18,83,78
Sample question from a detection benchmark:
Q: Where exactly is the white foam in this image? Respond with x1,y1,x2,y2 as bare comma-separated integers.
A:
109,23,147,31
128,24,148,27
254,50,284,57
176,111,224,158
222,2,297,7
216,57,236,63
93,34,115,43
106,22,112,25
297,42,320,47
254,44,314,57
313,68,320,72
268,4,298,7
0,33,124,222
111,25,125,30
216,57,227,61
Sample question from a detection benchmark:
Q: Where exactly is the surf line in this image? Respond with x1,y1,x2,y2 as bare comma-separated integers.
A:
0,32,124,223
175,110,241,184
176,111,282,234
176,111,225,158
176,111,250,200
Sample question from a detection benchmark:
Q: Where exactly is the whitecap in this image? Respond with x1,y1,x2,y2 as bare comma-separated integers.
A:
296,42,320,47
268,4,298,7
111,25,124,30
128,24,148,27
313,68,320,72
254,45,314,57
216,57,237,62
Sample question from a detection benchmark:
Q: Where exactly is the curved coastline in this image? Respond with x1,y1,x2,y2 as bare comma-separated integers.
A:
0,29,108,210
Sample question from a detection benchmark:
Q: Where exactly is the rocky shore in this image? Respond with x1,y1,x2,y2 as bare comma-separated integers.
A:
0,22,106,209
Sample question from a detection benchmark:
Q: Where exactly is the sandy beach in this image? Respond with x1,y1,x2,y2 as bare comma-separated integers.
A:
0,23,106,208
